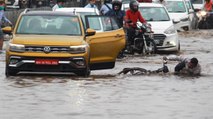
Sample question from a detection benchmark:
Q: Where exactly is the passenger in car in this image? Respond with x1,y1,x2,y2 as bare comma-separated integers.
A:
28,19,43,33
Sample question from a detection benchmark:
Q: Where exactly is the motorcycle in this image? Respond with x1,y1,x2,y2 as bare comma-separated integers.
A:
118,58,169,75
126,22,157,55
197,10,213,29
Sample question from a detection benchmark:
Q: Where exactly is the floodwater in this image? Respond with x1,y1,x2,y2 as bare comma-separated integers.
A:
1,30,213,119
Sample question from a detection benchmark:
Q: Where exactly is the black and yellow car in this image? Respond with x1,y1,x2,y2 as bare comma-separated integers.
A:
4,10,125,77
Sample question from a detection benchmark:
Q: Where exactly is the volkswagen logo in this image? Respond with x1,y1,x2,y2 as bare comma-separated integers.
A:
43,46,51,53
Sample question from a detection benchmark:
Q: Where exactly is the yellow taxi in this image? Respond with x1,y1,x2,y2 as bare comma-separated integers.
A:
4,10,125,77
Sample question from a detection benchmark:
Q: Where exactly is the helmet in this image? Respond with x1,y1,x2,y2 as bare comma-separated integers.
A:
129,0,139,12
112,0,122,11
104,0,112,4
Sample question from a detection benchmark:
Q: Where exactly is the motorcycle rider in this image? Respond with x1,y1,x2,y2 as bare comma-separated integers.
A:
203,0,212,12
163,56,201,76
125,0,147,53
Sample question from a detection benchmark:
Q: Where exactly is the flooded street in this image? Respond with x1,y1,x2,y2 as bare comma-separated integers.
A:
1,30,213,119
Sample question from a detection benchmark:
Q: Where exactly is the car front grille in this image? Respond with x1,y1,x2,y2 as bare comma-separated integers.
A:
25,46,70,53
153,34,166,46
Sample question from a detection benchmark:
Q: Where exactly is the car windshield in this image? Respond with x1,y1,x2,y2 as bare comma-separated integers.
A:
191,0,203,4
139,7,170,21
165,1,186,13
16,15,82,35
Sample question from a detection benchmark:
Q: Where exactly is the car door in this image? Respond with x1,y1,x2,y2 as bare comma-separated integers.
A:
85,15,126,70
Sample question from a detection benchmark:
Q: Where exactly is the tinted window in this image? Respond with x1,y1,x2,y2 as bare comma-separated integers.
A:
16,15,82,36
139,7,170,21
86,16,120,32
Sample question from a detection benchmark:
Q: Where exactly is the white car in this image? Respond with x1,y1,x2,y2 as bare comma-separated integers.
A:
123,3,180,52
56,7,106,32
191,0,205,11
165,0,198,31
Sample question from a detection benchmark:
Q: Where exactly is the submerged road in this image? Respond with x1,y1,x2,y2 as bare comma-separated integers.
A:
0,30,213,119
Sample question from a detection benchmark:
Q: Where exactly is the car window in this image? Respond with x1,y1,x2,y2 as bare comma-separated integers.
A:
139,7,170,21
76,12,97,29
166,1,186,13
186,1,195,10
16,15,82,36
85,16,120,32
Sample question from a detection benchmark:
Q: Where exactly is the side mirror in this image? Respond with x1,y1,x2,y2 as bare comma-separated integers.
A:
172,18,180,24
180,16,189,21
189,9,194,13
2,26,13,34
86,28,96,36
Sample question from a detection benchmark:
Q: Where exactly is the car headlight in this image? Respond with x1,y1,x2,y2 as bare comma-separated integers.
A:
9,43,25,52
197,11,207,17
164,26,176,34
70,45,87,54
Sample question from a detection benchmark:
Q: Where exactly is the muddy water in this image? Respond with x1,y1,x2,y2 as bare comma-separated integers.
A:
1,30,213,119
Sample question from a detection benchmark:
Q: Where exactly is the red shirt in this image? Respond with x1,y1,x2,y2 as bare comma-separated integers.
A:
204,1,212,11
125,9,146,27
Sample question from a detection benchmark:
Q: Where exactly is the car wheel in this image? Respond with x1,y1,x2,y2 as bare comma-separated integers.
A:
5,66,18,77
76,67,91,77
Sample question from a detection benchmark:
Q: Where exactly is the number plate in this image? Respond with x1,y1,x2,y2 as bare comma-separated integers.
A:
35,59,58,65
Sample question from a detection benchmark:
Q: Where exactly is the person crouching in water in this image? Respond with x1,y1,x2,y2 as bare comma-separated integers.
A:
163,56,201,76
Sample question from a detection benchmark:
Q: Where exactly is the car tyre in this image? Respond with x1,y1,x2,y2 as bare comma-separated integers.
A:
5,66,18,77
76,67,91,77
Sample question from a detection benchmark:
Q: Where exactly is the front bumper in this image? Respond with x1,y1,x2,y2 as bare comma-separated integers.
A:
7,56,88,73
154,33,179,52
